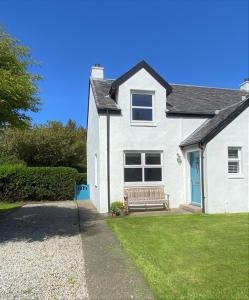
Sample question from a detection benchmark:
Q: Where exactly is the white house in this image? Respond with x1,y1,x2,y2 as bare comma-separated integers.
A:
87,60,249,214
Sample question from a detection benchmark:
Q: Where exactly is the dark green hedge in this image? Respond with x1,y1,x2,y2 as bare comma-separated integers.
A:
0,165,78,202
76,172,87,185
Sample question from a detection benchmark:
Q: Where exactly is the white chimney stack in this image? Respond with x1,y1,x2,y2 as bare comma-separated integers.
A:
91,64,104,79
240,78,249,92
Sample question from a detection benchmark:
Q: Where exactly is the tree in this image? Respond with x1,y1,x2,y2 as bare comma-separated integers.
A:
0,120,86,172
0,27,41,128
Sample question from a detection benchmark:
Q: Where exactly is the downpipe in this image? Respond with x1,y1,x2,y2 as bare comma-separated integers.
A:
200,144,206,213
106,109,111,213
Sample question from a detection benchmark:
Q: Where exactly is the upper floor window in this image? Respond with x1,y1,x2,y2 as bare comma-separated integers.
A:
131,92,154,122
228,147,242,176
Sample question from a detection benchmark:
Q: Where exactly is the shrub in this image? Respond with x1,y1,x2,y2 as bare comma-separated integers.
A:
111,201,124,215
76,172,87,185
0,156,26,166
0,165,78,202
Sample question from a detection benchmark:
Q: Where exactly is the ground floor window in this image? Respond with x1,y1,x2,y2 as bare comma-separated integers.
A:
124,151,162,183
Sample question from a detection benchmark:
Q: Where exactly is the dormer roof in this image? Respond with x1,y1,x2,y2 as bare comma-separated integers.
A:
109,60,172,99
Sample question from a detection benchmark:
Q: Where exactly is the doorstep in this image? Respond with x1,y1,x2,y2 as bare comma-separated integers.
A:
180,204,202,213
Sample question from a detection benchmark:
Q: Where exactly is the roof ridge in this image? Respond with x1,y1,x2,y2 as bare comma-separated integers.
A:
170,83,242,91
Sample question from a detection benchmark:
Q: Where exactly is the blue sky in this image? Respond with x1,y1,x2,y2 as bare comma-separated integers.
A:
0,0,248,127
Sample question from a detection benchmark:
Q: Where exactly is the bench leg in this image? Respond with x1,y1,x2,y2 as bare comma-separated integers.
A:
163,203,166,210
124,196,129,214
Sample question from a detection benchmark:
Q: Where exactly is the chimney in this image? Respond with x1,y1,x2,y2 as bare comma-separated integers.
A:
91,64,104,79
240,78,249,92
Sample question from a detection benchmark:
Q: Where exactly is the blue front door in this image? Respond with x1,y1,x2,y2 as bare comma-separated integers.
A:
189,151,201,206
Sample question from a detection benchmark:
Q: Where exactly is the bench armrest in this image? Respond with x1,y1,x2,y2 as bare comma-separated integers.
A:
165,193,170,210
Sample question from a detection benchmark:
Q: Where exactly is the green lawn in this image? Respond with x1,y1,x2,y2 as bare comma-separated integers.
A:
0,202,23,214
107,214,249,300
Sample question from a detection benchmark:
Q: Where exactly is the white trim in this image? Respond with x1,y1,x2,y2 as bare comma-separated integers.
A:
130,90,156,125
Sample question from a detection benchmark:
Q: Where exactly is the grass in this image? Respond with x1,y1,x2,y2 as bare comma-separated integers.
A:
0,201,23,214
107,213,249,300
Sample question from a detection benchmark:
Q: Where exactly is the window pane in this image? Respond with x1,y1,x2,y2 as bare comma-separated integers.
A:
124,168,143,182
132,94,152,107
144,168,162,181
228,161,239,173
125,153,141,165
228,148,238,159
132,108,152,121
145,153,161,165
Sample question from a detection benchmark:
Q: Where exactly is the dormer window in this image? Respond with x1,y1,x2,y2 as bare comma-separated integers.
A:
131,92,154,123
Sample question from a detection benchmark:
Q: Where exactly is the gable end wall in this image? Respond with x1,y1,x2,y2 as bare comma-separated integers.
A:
205,107,249,213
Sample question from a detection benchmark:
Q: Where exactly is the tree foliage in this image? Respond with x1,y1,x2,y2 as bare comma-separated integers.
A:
0,120,86,172
0,27,41,128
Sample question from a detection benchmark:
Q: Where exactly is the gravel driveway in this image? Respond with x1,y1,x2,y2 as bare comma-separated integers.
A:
0,201,88,300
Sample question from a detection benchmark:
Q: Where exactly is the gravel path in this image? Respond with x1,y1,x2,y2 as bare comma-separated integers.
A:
0,201,88,300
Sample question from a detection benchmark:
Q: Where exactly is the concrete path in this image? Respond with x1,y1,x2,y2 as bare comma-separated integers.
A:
78,201,154,300
0,202,88,300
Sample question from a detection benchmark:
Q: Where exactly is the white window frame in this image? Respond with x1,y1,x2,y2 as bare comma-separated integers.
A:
227,147,243,178
130,91,155,126
124,151,163,185
94,153,98,187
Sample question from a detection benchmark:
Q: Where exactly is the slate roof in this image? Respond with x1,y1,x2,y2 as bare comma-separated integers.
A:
90,78,119,112
167,84,248,115
90,63,249,146
90,78,248,115
180,97,249,147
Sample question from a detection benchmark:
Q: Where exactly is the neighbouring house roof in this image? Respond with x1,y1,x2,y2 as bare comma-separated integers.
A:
180,97,249,147
109,60,173,98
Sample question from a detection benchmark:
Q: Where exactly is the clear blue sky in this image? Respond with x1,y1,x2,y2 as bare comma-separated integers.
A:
1,0,248,127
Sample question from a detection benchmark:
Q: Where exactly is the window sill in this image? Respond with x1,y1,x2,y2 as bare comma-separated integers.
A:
228,174,244,179
130,122,157,127
124,182,163,186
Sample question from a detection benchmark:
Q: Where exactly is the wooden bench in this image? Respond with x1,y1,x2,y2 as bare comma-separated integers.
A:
124,186,169,212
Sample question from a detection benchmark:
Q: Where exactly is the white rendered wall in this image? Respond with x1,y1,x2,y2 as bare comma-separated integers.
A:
97,68,207,212
98,114,109,213
205,107,249,213
87,86,101,211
